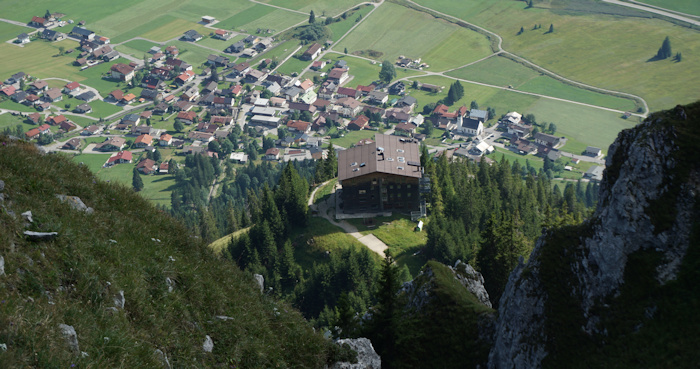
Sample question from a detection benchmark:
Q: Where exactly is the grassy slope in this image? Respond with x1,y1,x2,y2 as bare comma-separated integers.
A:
447,55,637,111
396,261,494,367
635,0,700,17
337,2,493,71
263,0,364,16
0,137,336,368
408,0,700,111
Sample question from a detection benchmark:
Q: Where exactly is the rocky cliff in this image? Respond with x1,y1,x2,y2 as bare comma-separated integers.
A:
489,103,700,368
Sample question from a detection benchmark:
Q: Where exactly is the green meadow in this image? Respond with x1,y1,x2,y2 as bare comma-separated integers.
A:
0,21,32,43
337,2,493,71
262,0,365,17
447,56,638,111
409,0,700,110
635,0,700,17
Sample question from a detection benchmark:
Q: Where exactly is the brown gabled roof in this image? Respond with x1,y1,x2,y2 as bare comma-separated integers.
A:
303,43,322,56
65,81,80,90
337,134,422,181
135,134,153,145
328,68,347,80
348,115,369,130
286,120,311,132
110,90,124,100
110,63,134,75
177,111,197,121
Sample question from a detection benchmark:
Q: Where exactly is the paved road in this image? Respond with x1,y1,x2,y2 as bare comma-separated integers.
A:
602,0,700,26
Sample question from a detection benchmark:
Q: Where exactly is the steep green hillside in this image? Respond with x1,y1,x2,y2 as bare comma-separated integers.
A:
0,137,341,368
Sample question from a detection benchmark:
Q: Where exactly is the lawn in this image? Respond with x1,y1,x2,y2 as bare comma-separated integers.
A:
290,217,377,271
136,18,209,43
61,97,123,119
525,98,638,150
70,152,175,207
263,0,366,17
447,55,638,111
326,4,374,42
0,100,39,113
313,178,337,204
487,147,544,173
321,52,422,87
208,226,252,255
197,34,245,52
275,54,312,75
218,6,306,35
336,2,493,71
409,0,700,111
0,21,32,43
121,39,160,53
249,39,301,65
163,40,222,67
635,0,700,17
329,129,376,148
216,4,276,30
0,39,81,83
0,112,40,134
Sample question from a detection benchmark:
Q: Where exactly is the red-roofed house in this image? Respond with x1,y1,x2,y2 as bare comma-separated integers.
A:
38,124,51,134
134,134,153,148
159,161,170,174
109,89,124,101
177,111,197,124
348,115,369,130
1,85,16,96
47,115,67,125
159,133,173,146
30,16,47,27
27,112,41,124
25,128,41,140
175,70,195,84
136,159,157,174
105,151,133,166
336,87,360,99
265,148,280,160
64,81,81,94
286,120,311,133
299,79,314,92
110,63,135,81
214,29,232,40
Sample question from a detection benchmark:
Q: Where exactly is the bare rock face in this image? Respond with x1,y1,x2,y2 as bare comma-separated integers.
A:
58,324,80,356
253,274,264,293
452,260,492,308
488,112,699,369
203,335,214,353
114,290,125,309
400,261,491,311
331,338,381,369
55,194,94,214
24,231,58,241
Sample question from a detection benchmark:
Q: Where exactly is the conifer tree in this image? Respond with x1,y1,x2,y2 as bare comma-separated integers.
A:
656,36,672,60
548,24,554,33
309,10,315,24
132,168,144,192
